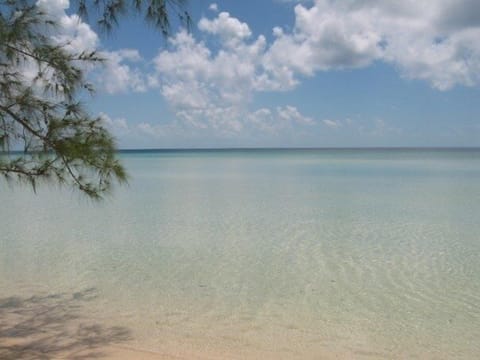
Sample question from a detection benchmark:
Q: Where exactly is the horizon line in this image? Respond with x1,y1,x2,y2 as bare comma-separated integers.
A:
117,146,480,152
4,146,480,155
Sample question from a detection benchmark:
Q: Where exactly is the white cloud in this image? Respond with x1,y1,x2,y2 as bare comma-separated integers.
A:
100,112,182,146
264,1,383,78
36,0,98,53
152,26,270,135
35,0,480,146
322,119,342,129
247,106,315,135
35,0,149,94
39,0,480,95
277,105,314,125
98,101,405,149
101,111,404,149
37,0,69,17
198,11,252,47
13,0,98,93
150,11,317,137
99,112,128,129
98,50,148,94
264,0,480,90
149,3,480,140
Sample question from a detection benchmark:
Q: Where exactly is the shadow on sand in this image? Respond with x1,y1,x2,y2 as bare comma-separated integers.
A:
0,288,132,359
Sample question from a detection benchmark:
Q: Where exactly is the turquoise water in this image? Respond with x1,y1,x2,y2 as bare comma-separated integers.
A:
1,149,480,358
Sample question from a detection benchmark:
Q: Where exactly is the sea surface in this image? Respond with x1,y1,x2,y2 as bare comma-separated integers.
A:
1,148,480,359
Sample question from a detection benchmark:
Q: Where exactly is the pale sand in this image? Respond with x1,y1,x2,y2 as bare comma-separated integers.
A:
116,345,377,360
0,291,345,360
97,345,342,360
0,339,346,360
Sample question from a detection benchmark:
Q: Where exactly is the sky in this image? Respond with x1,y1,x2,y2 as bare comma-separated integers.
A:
38,0,480,148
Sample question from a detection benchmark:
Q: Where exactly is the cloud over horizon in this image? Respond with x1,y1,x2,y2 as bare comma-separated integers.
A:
147,0,480,137
32,0,480,146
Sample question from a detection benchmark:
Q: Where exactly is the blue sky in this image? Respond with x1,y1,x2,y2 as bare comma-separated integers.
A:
43,0,480,148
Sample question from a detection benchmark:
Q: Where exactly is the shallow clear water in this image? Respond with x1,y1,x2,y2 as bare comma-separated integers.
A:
1,149,480,358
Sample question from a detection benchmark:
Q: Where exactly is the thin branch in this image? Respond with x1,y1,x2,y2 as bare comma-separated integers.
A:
0,104,48,143
3,43,102,69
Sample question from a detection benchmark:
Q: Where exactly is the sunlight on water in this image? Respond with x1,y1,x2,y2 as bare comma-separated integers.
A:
1,149,480,358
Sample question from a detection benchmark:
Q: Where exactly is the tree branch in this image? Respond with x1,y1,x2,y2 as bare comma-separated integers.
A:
0,104,48,143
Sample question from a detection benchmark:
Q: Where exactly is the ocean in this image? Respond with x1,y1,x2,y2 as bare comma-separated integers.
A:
1,149,480,358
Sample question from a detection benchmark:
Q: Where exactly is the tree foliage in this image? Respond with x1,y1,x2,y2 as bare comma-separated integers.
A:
76,0,191,35
0,0,189,199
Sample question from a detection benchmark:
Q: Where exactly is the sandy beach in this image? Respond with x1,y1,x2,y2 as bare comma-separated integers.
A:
0,334,356,359
0,289,359,360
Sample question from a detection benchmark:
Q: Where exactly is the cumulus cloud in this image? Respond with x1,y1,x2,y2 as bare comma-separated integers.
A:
36,0,480,145
40,0,480,95
265,0,480,90
152,26,274,135
264,1,383,76
149,2,480,140
198,11,252,47
150,11,319,137
36,0,148,94
98,50,148,94
36,0,97,54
